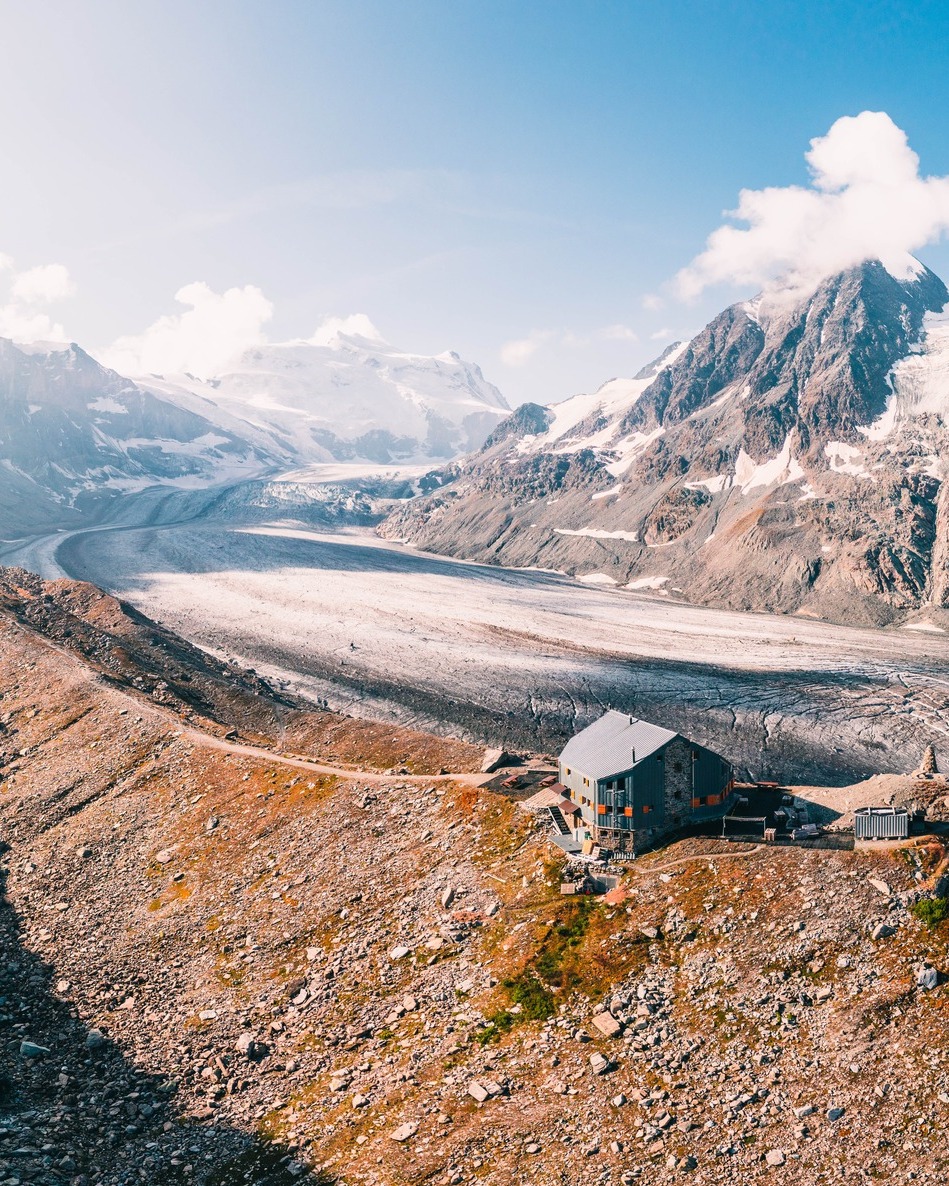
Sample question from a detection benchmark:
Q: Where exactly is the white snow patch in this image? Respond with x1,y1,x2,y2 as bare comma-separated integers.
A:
733,435,805,494
863,308,949,438
825,440,870,477
688,474,730,494
902,622,946,633
577,572,618,586
518,346,686,459
625,576,669,590
741,296,763,326
554,527,639,543
605,427,665,477
591,483,623,501
89,397,128,415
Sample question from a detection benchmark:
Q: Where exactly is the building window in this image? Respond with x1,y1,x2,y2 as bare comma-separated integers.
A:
642,804,652,814
673,761,683,773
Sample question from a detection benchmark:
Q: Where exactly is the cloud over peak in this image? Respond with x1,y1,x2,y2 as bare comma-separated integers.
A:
676,111,949,301
102,282,274,379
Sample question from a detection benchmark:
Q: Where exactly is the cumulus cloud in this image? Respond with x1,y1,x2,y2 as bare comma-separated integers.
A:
0,256,75,342
11,263,76,304
102,282,274,378
309,313,386,347
675,111,949,301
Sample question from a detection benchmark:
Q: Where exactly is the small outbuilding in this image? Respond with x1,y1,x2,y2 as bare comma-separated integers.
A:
854,806,910,841
557,710,735,854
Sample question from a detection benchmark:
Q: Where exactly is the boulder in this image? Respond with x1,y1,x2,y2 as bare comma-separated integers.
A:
917,965,939,991
481,748,514,774
592,1011,623,1038
390,1122,418,1143
19,1040,50,1058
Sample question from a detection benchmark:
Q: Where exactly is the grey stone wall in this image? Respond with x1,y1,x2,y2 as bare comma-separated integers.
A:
663,738,695,833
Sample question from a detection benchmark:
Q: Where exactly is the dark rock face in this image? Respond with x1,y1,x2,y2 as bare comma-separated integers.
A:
380,261,949,625
480,402,553,450
628,261,947,459
623,304,764,433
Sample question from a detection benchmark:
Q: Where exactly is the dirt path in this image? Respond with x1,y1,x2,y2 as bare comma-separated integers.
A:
631,843,765,875
3,608,489,789
180,727,487,785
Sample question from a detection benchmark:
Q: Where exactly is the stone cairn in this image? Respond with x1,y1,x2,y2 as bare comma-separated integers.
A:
917,744,939,777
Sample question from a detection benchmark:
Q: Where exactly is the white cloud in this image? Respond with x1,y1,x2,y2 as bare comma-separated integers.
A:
102,282,274,378
675,111,949,301
11,263,75,304
501,330,555,366
0,308,67,341
598,323,638,342
641,293,665,311
309,313,386,347
0,257,75,343
650,327,671,340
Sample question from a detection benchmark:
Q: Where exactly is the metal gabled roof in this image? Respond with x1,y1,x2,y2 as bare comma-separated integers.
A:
559,709,678,781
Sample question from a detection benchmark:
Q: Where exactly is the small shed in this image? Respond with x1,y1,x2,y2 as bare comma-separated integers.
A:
854,806,909,841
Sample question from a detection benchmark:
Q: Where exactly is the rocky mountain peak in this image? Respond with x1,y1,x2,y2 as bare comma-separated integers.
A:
628,259,949,460
382,258,949,625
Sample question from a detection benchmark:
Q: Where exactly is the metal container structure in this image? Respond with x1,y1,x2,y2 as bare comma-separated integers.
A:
854,806,909,840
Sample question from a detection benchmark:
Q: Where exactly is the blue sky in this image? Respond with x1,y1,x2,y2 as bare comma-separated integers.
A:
4,0,949,403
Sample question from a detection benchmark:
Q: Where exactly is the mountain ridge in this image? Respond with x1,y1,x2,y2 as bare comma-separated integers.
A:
380,260,949,625
0,330,509,535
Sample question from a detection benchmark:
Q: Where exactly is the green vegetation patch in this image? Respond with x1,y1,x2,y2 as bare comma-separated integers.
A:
911,896,949,929
477,898,600,1044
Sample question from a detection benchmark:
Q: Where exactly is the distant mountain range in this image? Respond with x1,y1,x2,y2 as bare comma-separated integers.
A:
382,260,949,626
0,329,509,534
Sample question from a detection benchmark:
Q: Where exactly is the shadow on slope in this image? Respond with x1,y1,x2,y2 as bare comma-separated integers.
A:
0,849,326,1186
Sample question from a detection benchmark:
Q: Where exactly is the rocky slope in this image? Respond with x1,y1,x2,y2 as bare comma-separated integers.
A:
1,571,949,1185
381,260,949,626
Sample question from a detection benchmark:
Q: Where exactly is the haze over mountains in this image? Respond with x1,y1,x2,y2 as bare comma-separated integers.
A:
0,325,509,534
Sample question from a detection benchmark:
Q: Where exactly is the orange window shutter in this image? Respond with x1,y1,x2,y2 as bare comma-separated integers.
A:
597,804,607,815
624,806,633,817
